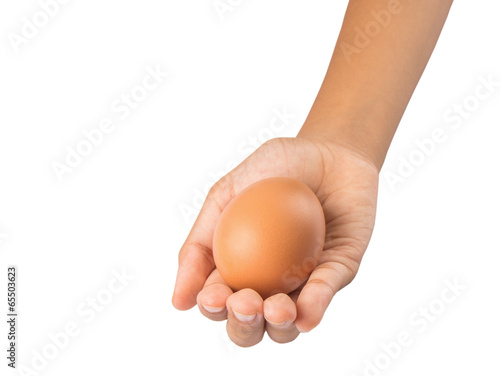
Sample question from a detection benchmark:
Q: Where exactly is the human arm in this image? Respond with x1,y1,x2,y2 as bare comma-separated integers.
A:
172,0,454,346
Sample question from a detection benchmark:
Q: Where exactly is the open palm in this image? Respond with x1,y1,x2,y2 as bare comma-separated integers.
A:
172,136,379,346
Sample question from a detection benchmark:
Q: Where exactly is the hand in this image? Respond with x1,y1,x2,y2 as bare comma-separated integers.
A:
172,135,379,346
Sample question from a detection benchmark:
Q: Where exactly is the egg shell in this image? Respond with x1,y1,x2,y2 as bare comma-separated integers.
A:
213,177,325,299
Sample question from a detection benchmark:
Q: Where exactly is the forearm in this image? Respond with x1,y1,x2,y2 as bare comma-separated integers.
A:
298,0,454,170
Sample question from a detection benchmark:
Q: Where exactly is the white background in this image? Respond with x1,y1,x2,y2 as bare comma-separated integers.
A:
1,1,499,375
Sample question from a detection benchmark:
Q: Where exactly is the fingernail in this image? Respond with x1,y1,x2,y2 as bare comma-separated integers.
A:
265,318,290,327
202,305,225,313
233,311,257,323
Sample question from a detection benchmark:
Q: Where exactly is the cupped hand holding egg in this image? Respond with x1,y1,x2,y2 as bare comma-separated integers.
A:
213,177,326,299
173,137,378,347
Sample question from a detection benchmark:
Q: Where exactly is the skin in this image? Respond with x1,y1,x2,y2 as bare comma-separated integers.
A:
173,0,454,346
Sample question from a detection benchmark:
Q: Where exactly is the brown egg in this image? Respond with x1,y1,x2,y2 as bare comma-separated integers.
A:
213,177,325,299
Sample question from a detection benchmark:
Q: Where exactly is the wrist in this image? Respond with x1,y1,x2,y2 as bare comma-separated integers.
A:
297,111,394,172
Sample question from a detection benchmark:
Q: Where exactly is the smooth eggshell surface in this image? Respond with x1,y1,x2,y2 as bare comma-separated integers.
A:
213,177,325,299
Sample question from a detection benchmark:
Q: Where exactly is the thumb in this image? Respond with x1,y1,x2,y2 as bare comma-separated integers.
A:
172,177,235,310
294,246,361,332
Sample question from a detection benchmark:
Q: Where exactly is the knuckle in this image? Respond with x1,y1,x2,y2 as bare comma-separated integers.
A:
206,174,234,206
259,137,287,152
227,327,264,348
268,330,299,344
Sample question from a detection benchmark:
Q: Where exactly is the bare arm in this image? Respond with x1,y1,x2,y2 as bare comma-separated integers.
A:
173,0,454,346
299,0,454,169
